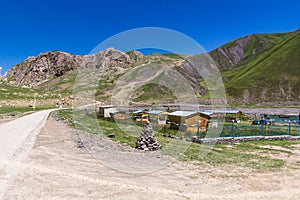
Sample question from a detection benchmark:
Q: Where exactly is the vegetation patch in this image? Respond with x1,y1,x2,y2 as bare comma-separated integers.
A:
57,109,300,170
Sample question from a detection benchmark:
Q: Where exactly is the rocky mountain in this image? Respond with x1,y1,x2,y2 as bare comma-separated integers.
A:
5,48,138,88
3,29,300,106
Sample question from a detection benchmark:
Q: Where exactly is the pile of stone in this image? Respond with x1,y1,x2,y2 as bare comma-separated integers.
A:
136,122,162,151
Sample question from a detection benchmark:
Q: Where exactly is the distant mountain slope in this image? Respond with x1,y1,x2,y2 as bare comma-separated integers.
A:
4,48,188,103
210,32,287,70
224,29,300,104
3,29,300,106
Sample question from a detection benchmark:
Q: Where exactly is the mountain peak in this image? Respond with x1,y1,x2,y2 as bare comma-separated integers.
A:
5,48,135,88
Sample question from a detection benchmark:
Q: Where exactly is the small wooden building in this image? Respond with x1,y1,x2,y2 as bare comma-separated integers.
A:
99,105,116,118
200,110,242,123
132,109,149,122
168,111,199,133
199,111,213,130
219,110,242,122
148,110,168,125
110,110,126,120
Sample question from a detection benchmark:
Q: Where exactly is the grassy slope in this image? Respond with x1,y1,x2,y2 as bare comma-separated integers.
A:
132,83,177,102
0,83,54,116
37,71,77,95
224,31,300,101
210,33,287,71
0,84,47,100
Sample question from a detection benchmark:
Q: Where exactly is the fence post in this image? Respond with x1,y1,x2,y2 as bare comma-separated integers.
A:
288,123,291,136
261,122,265,137
231,121,235,138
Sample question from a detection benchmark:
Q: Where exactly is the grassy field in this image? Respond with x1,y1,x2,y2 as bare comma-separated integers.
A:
0,106,55,120
0,84,51,100
57,109,300,170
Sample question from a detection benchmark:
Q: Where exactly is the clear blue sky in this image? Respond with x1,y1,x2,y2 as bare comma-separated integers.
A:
0,0,299,73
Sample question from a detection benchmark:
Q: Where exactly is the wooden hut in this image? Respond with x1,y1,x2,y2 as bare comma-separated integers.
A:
132,109,149,122
199,111,213,130
148,110,169,125
212,110,242,122
168,111,199,133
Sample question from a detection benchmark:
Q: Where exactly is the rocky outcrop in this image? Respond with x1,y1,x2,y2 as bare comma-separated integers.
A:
210,35,252,70
5,48,139,88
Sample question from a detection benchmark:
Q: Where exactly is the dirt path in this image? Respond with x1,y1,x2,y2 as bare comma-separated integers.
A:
0,109,57,199
3,115,300,199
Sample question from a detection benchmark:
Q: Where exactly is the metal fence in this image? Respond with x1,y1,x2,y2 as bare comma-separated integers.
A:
207,122,300,138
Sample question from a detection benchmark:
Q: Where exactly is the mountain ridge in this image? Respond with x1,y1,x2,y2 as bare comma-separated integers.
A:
3,28,300,106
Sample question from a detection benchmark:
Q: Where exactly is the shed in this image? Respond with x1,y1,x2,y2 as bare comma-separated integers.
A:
199,111,213,129
131,108,149,122
148,110,169,125
99,105,116,118
168,111,199,133
110,110,127,120
205,109,242,122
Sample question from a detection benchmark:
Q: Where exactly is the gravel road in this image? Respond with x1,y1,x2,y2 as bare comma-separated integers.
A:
0,109,55,199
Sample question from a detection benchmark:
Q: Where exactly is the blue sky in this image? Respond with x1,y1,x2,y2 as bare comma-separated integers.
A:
0,0,299,73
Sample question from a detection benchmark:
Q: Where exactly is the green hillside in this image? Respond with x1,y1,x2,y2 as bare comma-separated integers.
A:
210,33,287,71
2,29,300,107
224,30,300,104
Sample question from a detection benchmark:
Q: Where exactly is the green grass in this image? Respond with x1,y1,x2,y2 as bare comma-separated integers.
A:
57,109,300,170
0,84,51,100
0,106,34,116
182,142,285,170
224,31,300,101
210,32,287,71
206,30,300,104
132,83,177,102
0,106,53,117
37,71,77,95
161,53,185,60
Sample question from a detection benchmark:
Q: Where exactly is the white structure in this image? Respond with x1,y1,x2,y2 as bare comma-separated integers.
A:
99,105,117,118
0,67,2,76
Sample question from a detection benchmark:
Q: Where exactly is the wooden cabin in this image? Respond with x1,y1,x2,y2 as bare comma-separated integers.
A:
199,111,213,130
200,110,242,123
168,111,199,133
132,109,149,122
148,110,169,125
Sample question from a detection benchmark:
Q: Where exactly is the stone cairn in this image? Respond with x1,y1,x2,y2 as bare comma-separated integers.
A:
136,122,162,151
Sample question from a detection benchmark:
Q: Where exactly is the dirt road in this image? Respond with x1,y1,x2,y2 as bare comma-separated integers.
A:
1,113,300,199
0,109,55,199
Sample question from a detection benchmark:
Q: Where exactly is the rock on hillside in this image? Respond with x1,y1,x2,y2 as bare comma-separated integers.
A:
5,48,137,88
